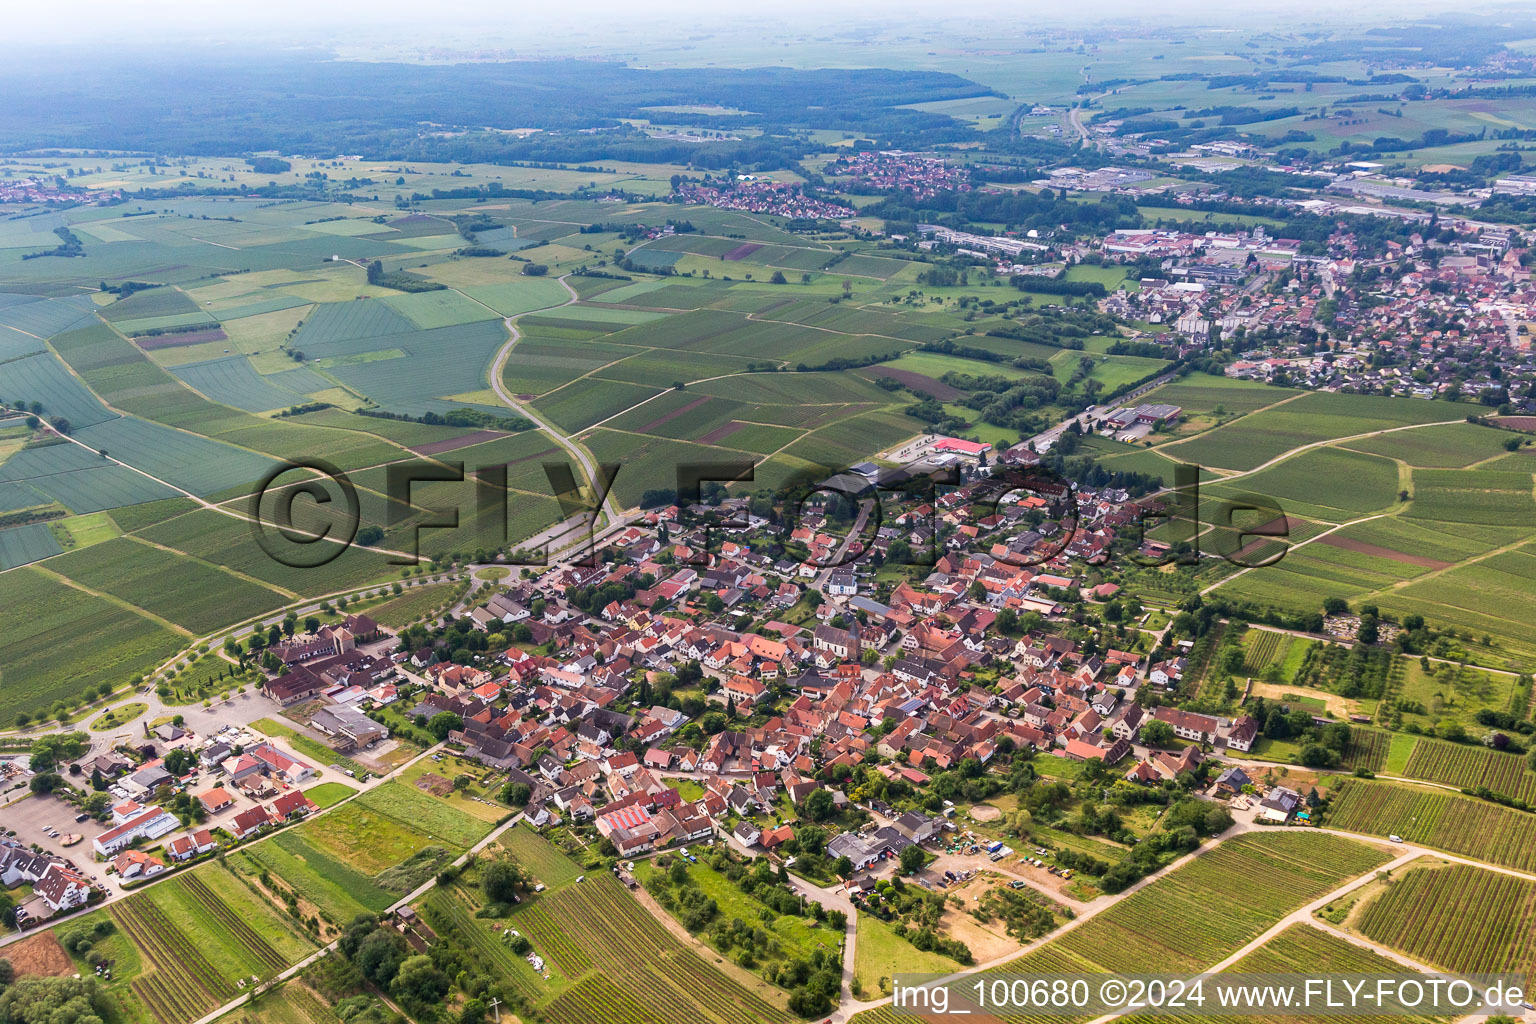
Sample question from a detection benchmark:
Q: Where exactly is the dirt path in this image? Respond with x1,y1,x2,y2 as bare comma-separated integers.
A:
630,882,795,1010
1247,680,1352,716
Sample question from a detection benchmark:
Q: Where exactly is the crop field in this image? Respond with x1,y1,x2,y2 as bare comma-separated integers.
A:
581,429,755,508
320,321,510,415
1204,448,1399,522
291,299,416,348
523,874,793,1024
423,829,793,1024
1326,781,1536,872
0,520,64,570
139,508,395,596
1103,924,1446,1024
107,867,312,1024
422,886,556,1004
594,349,760,390
0,564,184,721
8,351,118,429
47,535,291,631
532,377,662,433
1339,728,1392,773
381,288,501,328
1407,468,1536,527
1356,863,1536,985
1241,629,1290,673
0,445,174,514
499,336,641,396
216,981,341,1024
1055,832,1389,974
75,416,280,497
0,293,94,336
1165,394,1459,472
1399,737,1536,804
1341,422,1519,468
171,356,311,412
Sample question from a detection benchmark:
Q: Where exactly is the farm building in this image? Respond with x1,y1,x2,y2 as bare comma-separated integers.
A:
1259,786,1302,823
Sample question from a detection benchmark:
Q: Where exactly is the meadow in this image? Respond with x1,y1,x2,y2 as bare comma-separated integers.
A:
221,778,489,927
633,856,844,970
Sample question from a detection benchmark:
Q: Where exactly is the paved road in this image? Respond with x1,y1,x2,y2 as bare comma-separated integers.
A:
0,741,447,948
1026,372,1179,452
485,275,622,534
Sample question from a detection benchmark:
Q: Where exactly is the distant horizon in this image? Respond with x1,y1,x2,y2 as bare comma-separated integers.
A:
4,0,1523,53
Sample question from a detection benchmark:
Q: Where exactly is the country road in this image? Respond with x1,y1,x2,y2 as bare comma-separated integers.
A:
485,275,623,535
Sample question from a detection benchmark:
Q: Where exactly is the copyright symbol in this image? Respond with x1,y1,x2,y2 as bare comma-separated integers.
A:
1100,980,1127,1007
249,458,360,570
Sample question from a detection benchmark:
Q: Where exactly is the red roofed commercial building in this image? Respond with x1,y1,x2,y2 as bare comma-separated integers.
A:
93,806,178,857
595,802,661,853
597,803,652,835
248,743,314,784
932,438,992,456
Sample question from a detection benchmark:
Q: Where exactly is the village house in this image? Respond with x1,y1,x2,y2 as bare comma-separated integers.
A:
33,864,92,912
1151,706,1220,744
113,849,167,881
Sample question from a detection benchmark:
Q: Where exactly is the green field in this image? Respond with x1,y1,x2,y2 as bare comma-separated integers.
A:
364,580,461,629
420,829,795,1024
853,913,957,998
499,822,584,887
1398,736,1536,804
302,781,356,809
633,855,843,970
0,564,184,722
1356,862,1536,986
354,779,497,848
47,536,290,633
84,866,315,1024
1327,780,1536,872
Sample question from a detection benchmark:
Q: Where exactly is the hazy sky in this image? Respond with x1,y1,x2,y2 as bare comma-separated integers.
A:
6,0,1481,50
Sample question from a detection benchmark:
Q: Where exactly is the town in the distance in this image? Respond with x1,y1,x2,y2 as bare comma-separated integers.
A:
2,5,1536,1024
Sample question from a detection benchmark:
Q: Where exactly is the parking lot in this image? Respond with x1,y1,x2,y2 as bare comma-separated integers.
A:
4,789,108,880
